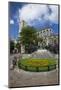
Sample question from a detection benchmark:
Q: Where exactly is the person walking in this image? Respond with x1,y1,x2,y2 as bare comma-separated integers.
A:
12,56,17,69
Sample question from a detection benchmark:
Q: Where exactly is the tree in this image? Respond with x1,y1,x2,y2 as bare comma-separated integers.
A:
16,42,21,53
20,26,37,53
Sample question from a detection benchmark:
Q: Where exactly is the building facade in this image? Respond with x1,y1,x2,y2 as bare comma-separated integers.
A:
18,20,58,52
37,28,58,47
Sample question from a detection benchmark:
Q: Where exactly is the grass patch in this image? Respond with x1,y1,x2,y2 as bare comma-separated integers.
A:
18,58,56,72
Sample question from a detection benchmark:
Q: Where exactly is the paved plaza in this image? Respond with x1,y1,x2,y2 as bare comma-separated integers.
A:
9,50,59,87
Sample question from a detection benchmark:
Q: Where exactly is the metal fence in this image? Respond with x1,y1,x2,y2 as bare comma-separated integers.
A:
18,63,56,72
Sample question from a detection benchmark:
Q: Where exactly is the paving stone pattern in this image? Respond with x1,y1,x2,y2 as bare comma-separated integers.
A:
9,50,59,87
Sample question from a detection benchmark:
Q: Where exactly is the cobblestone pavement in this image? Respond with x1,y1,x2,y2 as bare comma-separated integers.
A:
9,50,59,87
9,68,59,88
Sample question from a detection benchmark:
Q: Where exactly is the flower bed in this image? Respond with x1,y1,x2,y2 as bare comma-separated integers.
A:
18,58,56,72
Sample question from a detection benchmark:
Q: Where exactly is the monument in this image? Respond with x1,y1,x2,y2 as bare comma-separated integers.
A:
19,19,27,53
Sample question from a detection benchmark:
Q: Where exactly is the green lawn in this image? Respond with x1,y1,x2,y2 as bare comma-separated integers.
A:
18,58,56,72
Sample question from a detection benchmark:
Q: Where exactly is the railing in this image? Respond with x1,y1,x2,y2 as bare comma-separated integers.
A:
18,63,56,72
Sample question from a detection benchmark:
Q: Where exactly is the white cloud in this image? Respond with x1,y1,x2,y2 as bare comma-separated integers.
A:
48,5,58,23
19,4,58,25
10,19,14,24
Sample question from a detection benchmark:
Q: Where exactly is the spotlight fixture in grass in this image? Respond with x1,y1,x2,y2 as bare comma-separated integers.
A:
18,58,56,72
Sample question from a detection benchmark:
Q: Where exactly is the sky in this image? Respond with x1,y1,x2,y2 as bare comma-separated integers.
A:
9,2,59,40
